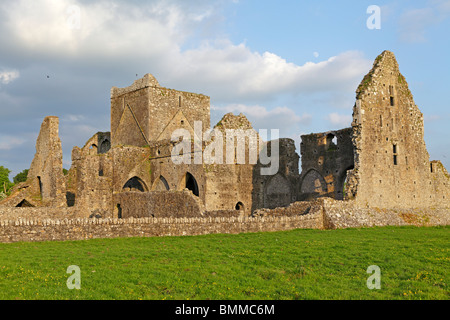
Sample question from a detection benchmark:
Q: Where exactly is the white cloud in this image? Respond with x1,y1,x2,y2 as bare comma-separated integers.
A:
0,0,376,174
0,0,371,103
398,8,435,43
61,114,86,123
326,112,352,128
398,1,450,43
211,104,312,144
0,135,26,150
1,0,224,59
0,70,19,84
171,44,371,102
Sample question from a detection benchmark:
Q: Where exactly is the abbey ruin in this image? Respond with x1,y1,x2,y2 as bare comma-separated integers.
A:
0,50,449,242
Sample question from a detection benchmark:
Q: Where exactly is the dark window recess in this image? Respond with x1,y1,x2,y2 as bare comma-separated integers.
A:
123,177,146,192
37,176,43,198
16,199,34,207
99,139,110,154
235,202,244,211
66,192,76,207
185,172,199,197
393,144,398,165
117,204,122,219
389,85,394,106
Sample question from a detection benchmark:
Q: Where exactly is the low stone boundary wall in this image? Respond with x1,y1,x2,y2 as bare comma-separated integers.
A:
1,197,448,243
253,200,323,217
0,212,323,243
0,207,85,221
113,190,206,218
322,198,450,229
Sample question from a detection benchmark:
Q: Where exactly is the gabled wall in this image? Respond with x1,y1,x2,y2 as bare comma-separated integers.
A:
349,50,449,208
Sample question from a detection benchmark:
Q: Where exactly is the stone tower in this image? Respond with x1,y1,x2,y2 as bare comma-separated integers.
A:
0,116,66,207
348,50,449,208
110,73,210,147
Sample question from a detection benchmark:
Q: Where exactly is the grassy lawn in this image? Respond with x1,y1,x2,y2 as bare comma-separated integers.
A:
0,226,448,300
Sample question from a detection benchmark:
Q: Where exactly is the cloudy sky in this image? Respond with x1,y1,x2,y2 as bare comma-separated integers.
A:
1,0,449,178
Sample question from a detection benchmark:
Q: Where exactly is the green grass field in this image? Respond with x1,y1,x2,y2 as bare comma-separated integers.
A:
0,226,448,300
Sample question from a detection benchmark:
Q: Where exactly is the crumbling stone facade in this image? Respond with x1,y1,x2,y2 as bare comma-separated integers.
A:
68,132,113,217
297,51,449,209
299,128,354,201
348,51,449,208
110,74,210,147
1,116,66,207
252,138,300,210
0,50,448,240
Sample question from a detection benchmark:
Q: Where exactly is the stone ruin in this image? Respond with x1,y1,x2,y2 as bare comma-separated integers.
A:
1,51,449,227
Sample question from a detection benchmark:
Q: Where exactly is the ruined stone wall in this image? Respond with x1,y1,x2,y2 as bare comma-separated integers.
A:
110,145,152,194
299,128,354,201
112,190,205,219
252,199,323,217
350,50,450,208
110,73,210,147
147,139,207,205
252,138,300,210
0,116,66,207
200,113,301,214
2,197,448,243
0,214,323,243
69,132,113,218
202,113,259,214
0,207,85,221
321,198,450,229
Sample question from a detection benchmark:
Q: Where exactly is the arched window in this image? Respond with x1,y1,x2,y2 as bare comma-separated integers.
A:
153,175,170,191
117,204,122,219
16,199,34,207
123,176,147,192
235,202,244,211
300,169,327,200
326,133,337,151
89,144,98,155
66,192,76,207
185,172,199,197
99,139,111,154
37,176,43,198
264,173,292,209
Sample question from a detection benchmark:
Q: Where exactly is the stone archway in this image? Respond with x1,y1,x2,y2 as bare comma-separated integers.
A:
16,199,34,207
185,172,199,197
99,139,111,154
152,175,170,191
335,166,355,200
235,201,244,211
123,176,148,192
264,173,292,209
300,169,327,200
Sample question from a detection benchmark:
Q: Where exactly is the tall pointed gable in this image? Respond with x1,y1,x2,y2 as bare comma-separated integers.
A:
347,50,449,209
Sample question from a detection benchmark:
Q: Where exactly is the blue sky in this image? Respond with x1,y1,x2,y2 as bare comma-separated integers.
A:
0,0,449,178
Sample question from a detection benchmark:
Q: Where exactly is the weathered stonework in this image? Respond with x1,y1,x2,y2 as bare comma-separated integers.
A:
252,138,300,210
110,73,210,147
0,116,66,207
68,132,113,217
299,128,354,201
348,51,449,208
0,50,448,242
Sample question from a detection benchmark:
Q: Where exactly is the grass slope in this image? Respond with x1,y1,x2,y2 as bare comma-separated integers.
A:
0,226,448,300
